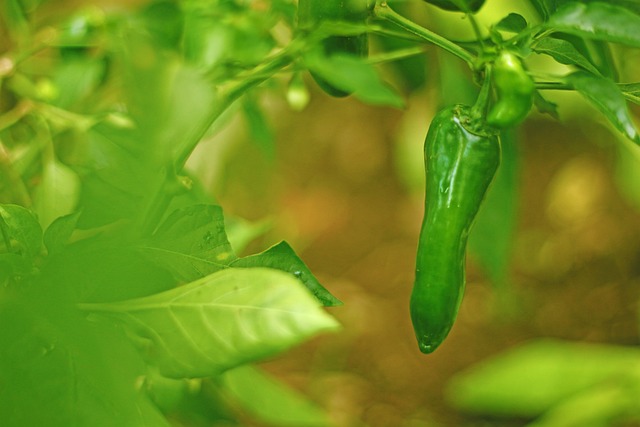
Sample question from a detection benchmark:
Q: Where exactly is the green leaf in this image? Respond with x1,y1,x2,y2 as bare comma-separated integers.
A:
546,2,640,48
469,129,519,288
231,241,343,307
0,204,42,258
527,0,551,20
79,268,341,379
1,0,30,42
139,204,236,282
0,298,169,427
445,339,640,417
41,234,175,304
619,82,640,105
533,91,560,119
33,156,81,230
305,51,405,108
242,94,275,159
43,211,81,256
527,380,640,427
495,13,528,33
567,71,640,144
224,215,272,255
532,37,601,75
220,365,333,427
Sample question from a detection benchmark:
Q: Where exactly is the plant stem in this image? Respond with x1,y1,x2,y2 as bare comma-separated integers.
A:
140,43,298,236
373,1,476,66
471,65,492,121
173,43,299,171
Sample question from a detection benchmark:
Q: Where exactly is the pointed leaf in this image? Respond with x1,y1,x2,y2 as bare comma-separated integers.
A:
495,13,528,33
567,71,640,144
231,241,342,307
532,37,601,75
305,51,404,108
80,268,341,378
33,156,81,230
43,211,81,256
547,2,640,48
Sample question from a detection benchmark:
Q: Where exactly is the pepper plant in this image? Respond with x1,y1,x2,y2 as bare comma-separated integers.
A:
1,0,639,426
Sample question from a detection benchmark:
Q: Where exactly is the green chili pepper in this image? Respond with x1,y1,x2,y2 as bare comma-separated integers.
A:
487,51,535,128
297,0,370,97
422,0,485,13
411,105,500,354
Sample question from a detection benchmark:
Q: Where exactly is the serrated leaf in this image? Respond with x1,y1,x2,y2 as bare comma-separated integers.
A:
533,37,601,75
231,241,342,307
495,13,528,33
220,365,333,427
0,204,42,258
79,268,341,379
445,339,640,417
305,51,405,108
43,211,81,256
547,2,640,48
567,71,640,144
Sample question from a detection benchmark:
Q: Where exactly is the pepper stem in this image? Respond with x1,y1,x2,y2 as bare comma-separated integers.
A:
471,65,492,122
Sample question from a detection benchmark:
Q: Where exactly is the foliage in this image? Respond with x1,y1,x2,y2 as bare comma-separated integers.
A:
1,0,639,425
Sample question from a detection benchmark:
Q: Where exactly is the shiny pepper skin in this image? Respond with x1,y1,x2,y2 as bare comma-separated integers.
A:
422,0,485,13
297,0,370,97
487,51,535,128
411,105,500,354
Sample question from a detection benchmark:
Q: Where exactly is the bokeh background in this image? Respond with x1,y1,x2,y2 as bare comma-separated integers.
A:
200,82,640,426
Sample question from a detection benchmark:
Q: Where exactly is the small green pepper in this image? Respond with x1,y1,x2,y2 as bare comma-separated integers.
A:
297,0,370,97
487,51,535,128
422,0,485,13
411,105,500,354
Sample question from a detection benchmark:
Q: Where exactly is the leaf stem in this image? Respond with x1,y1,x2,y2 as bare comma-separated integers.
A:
535,81,573,90
373,1,476,66
466,13,485,50
367,46,428,64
